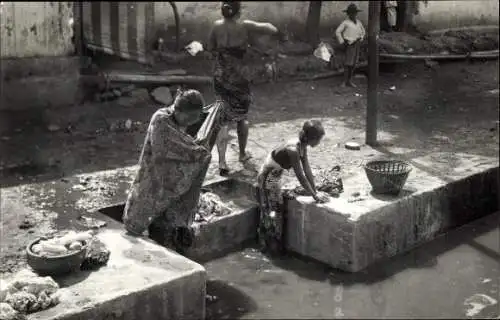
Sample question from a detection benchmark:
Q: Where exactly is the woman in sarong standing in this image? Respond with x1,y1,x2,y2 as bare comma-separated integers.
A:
207,1,285,176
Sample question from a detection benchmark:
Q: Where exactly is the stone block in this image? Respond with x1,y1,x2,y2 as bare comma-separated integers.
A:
31,228,206,320
185,179,260,262
186,207,260,262
285,164,499,272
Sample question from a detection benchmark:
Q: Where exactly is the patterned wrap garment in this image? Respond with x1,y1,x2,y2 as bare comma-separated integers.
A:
257,141,305,253
213,46,253,125
122,106,211,250
257,152,285,253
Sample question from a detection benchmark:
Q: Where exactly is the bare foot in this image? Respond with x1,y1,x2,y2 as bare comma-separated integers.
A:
219,163,230,176
239,152,252,163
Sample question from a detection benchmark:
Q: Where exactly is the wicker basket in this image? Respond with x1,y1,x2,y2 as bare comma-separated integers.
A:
364,160,412,195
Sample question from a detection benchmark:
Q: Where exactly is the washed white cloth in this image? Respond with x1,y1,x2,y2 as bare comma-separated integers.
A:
386,1,398,27
387,7,397,27
335,19,366,45
313,42,334,62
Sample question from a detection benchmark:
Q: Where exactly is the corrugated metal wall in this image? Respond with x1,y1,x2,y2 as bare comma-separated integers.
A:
0,1,74,58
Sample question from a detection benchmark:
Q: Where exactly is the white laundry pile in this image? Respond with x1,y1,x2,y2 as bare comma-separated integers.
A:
195,192,232,223
313,42,335,62
0,269,63,319
185,41,204,56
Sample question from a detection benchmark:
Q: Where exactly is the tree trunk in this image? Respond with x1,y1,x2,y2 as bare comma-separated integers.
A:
306,1,322,45
396,0,407,31
366,1,381,146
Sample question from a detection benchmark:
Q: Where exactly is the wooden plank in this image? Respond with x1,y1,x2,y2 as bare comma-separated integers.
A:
105,71,212,86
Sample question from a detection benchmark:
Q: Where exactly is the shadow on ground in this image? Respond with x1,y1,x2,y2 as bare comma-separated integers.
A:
206,279,259,320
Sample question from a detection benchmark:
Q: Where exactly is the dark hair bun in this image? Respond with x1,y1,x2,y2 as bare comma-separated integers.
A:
301,120,325,142
221,1,240,19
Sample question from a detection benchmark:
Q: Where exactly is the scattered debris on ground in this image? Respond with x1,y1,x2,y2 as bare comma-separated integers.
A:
376,29,499,55
76,215,107,229
18,219,35,230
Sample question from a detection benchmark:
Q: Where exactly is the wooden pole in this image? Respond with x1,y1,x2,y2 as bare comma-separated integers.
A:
306,1,323,45
366,1,381,146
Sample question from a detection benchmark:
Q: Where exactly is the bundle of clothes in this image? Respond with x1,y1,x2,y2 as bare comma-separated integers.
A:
80,237,111,271
194,192,232,223
0,269,61,320
287,166,344,198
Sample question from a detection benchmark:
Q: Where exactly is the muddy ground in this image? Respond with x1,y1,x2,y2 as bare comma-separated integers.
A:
0,58,499,276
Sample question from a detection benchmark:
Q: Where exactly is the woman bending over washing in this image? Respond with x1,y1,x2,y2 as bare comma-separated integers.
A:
207,1,286,176
257,120,330,255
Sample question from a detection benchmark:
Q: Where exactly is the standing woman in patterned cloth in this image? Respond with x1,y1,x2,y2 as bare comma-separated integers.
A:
206,1,286,176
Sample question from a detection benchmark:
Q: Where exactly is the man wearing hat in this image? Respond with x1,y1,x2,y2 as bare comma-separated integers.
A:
385,1,398,31
335,3,365,88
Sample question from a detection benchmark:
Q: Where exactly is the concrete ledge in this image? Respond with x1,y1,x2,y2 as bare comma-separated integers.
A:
186,207,260,262
185,179,260,262
286,163,499,272
29,228,206,320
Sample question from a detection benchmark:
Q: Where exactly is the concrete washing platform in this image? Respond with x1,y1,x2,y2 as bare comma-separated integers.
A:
2,157,497,319
1,189,206,320
98,161,498,274
25,221,206,320
285,161,499,272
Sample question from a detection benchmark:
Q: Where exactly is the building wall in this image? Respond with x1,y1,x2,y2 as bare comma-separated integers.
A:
153,1,499,43
0,2,80,112
0,1,74,58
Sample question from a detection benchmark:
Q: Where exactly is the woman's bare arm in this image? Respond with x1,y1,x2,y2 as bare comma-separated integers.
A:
206,25,218,53
300,148,317,193
289,149,317,199
242,19,279,36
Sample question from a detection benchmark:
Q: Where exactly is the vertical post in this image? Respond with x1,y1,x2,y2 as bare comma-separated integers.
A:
366,1,381,146
306,1,323,46
72,2,84,56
